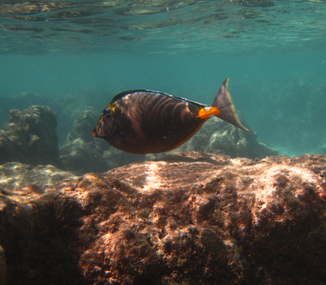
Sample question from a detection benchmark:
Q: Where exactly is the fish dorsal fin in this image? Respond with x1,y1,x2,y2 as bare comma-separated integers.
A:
111,89,206,108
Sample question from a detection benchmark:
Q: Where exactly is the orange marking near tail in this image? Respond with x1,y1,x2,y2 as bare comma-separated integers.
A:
197,107,220,119
208,106,220,116
197,108,209,119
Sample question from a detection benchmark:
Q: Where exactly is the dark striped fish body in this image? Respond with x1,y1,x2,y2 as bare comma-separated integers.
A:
92,78,249,154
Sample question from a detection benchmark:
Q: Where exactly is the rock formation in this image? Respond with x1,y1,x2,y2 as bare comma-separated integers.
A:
0,106,60,167
0,153,326,284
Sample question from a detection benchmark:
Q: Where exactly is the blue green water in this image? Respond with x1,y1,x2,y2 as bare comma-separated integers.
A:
1,0,326,157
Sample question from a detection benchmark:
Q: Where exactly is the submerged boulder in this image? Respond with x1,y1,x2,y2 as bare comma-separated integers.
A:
59,107,117,175
0,106,60,167
175,116,277,159
0,153,326,284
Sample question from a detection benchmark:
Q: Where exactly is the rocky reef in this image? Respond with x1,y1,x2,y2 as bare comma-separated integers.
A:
0,152,326,284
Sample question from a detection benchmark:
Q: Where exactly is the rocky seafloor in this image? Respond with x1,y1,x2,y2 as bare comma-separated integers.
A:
0,152,326,284
0,105,326,284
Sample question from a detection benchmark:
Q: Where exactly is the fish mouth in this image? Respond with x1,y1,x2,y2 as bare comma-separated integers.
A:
93,115,116,139
92,129,98,137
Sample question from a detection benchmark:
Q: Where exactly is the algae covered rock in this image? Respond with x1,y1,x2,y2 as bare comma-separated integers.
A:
176,116,278,159
0,162,80,285
0,153,326,284
61,107,98,146
76,153,326,284
60,137,109,175
59,107,111,174
0,106,60,167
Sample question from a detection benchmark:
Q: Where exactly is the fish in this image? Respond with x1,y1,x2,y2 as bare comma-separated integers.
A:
92,78,249,154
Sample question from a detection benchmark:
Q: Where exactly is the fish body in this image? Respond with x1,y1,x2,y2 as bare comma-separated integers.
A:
92,78,248,154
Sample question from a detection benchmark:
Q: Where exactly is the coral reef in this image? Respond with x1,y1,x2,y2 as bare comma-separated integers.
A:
0,106,60,167
0,153,326,284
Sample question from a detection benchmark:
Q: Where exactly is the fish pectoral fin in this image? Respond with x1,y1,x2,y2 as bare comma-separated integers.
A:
197,107,220,119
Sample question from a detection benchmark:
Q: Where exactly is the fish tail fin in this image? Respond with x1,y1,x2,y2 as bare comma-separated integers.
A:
211,78,250,131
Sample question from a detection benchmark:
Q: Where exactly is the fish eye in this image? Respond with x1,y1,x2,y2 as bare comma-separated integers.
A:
103,108,111,116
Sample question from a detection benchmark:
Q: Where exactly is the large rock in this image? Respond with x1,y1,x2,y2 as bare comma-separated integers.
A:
0,153,326,284
0,89,110,146
0,106,61,167
59,107,108,175
0,162,78,285
174,116,277,159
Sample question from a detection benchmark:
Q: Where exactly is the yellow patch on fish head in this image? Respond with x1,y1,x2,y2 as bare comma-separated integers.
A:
107,102,116,113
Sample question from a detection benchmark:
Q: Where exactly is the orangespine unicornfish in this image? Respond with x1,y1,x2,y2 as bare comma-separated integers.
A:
92,78,249,154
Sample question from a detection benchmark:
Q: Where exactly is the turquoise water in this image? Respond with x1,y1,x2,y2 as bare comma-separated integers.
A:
1,0,326,157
